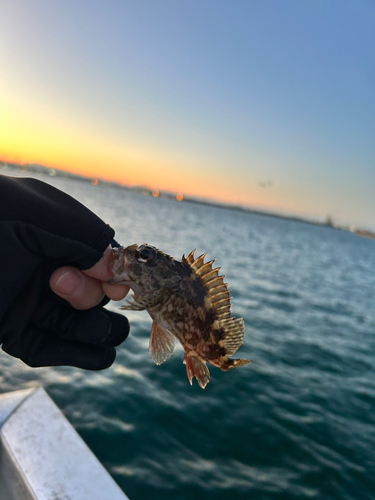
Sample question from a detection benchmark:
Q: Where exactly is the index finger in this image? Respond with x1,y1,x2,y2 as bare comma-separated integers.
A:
83,245,114,281
102,281,130,301
83,244,129,301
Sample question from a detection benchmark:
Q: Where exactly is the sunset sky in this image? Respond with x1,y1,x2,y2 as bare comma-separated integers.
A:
1,1,374,229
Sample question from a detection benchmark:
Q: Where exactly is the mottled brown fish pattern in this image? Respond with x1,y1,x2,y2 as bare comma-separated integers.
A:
110,244,251,388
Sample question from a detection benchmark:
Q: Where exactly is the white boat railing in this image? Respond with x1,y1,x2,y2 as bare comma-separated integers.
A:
0,387,129,500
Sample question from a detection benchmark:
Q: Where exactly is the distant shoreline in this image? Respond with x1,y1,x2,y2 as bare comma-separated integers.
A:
1,160,374,240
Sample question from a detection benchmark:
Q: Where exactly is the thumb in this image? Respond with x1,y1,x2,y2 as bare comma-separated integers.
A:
50,267,105,310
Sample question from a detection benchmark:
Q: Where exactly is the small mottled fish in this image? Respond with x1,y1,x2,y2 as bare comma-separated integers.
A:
110,244,251,388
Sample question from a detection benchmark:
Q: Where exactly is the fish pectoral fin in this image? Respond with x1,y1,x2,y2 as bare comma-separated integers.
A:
120,299,145,311
149,322,175,365
120,293,161,311
183,354,210,389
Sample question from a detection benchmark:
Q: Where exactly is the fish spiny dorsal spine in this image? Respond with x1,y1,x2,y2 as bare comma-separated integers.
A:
184,251,232,319
191,253,207,271
195,260,215,278
185,249,196,265
209,290,230,302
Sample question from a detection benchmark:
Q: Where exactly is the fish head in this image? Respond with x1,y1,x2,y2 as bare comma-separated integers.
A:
110,244,181,295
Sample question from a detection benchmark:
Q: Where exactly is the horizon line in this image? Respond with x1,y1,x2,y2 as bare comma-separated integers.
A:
1,160,374,241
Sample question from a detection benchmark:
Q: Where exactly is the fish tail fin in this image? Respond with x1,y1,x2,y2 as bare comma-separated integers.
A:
220,358,252,372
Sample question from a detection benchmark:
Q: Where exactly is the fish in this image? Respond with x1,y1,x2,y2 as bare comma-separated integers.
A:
110,244,251,388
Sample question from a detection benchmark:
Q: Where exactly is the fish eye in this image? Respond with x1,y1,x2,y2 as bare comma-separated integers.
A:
138,246,156,263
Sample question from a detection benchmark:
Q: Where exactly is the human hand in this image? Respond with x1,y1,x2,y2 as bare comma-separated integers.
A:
50,245,129,309
0,175,130,370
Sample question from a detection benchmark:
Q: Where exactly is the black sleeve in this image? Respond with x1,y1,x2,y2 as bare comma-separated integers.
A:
0,175,129,369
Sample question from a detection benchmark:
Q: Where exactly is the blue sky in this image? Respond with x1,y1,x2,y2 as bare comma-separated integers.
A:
1,0,374,229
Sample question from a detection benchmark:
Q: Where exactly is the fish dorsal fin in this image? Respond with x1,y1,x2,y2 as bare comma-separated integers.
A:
190,252,207,271
205,276,231,318
203,275,223,288
183,249,196,265
182,251,231,319
208,289,230,302
149,322,175,365
195,260,215,278
219,317,245,355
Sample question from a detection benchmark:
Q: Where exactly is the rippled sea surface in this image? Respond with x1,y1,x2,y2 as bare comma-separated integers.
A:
1,173,375,500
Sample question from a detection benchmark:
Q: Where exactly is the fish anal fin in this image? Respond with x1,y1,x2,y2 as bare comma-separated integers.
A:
183,354,210,389
149,322,175,365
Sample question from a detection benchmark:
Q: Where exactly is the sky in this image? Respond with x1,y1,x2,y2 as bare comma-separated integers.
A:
1,0,374,229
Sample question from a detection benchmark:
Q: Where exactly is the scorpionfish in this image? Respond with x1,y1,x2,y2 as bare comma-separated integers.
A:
110,244,251,388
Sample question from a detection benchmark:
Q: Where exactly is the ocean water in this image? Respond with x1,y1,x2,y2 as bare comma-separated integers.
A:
1,173,375,500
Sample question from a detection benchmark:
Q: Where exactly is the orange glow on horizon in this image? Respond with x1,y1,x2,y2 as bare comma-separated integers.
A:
0,151,306,215
0,102,305,217
0,152,307,215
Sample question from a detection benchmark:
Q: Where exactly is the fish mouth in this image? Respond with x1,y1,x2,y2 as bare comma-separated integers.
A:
108,248,130,284
108,273,129,285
